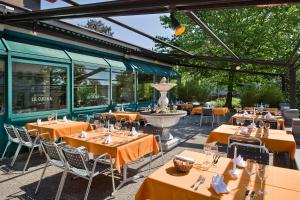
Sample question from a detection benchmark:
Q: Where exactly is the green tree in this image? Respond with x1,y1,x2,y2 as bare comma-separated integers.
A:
157,6,300,108
85,19,114,36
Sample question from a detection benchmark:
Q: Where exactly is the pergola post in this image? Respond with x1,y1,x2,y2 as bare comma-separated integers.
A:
289,66,297,108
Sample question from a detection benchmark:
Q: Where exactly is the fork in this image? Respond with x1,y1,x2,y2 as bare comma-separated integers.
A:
194,176,206,190
190,175,203,188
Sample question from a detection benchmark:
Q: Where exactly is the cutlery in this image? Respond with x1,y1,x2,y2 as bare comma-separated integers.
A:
244,190,250,200
250,191,255,200
213,154,221,164
190,175,203,189
194,176,205,190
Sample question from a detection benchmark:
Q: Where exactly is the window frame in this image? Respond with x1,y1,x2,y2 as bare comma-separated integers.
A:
10,58,70,119
72,62,110,111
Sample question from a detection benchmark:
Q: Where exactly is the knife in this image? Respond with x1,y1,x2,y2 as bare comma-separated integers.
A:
250,191,255,200
190,175,202,188
244,190,250,200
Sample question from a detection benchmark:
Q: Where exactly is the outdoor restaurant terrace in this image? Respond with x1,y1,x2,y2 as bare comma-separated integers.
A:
0,0,300,200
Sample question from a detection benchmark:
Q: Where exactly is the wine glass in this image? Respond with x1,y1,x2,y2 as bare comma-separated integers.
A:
264,122,270,130
257,164,268,196
236,117,241,127
258,120,264,129
202,144,212,169
114,121,122,131
245,159,257,189
240,117,245,127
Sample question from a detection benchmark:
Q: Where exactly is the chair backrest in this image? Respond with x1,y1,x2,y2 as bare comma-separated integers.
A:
262,120,278,129
227,135,271,165
283,109,299,127
76,114,88,122
61,146,89,172
42,140,64,166
106,115,117,125
4,124,19,141
202,108,213,116
16,127,32,143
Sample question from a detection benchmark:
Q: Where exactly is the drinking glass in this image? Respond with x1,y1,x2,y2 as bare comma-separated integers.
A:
211,145,219,166
258,120,264,129
257,164,268,196
236,117,241,127
114,121,122,131
264,122,270,130
245,159,257,189
240,117,245,127
202,144,212,169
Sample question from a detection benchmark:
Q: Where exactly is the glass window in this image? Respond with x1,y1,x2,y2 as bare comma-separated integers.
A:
0,60,4,113
112,71,135,104
138,73,153,102
74,64,109,108
12,62,67,114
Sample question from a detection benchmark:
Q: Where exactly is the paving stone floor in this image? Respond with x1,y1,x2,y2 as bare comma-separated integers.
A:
0,115,297,200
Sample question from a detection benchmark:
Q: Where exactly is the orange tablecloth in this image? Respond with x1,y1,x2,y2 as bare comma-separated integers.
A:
207,124,296,159
228,113,285,129
177,104,193,109
102,112,142,121
192,107,229,116
63,130,159,171
25,120,93,141
136,150,300,200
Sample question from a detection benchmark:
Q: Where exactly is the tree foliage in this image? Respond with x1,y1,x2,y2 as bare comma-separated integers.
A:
85,19,114,36
156,6,300,107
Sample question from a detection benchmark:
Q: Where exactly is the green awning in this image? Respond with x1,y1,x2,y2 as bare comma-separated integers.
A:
105,58,133,71
66,51,110,68
0,39,7,54
129,60,178,77
6,40,70,62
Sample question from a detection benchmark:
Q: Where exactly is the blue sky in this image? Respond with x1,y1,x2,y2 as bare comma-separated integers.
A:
41,0,173,49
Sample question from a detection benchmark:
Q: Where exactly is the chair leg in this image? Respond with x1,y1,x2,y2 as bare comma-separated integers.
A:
200,115,203,127
84,177,93,200
55,170,68,200
10,143,22,167
0,141,11,161
23,147,35,173
148,152,153,174
212,115,215,128
35,161,49,194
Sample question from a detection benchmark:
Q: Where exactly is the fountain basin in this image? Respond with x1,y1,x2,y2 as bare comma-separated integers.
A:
140,110,187,151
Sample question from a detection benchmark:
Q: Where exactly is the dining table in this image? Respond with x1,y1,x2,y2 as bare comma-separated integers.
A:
177,103,193,110
207,124,296,159
228,113,285,129
191,107,229,116
102,111,143,121
63,128,160,191
25,120,93,141
136,150,300,200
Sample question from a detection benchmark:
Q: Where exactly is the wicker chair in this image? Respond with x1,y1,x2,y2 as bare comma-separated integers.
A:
16,127,43,173
56,146,115,200
1,124,22,166
227,135,272,165
35,138,66,195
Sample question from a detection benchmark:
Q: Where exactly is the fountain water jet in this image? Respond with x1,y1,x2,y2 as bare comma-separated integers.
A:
140,77,187,151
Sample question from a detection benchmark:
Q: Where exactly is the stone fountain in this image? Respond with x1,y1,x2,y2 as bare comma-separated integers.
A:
140,77,186,151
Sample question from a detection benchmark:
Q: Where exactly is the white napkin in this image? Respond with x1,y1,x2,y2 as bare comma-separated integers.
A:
63,116,68,122
109,109,112,114
130,127,138,136
211,174,230,194
264,112,273,119
109,124,114,132
37,119,42,125
232,155,246,168
174,155,195,164
243,111,249,117
240,127,248,135
103,135,112,144
79,131,88,138
121,104,124,112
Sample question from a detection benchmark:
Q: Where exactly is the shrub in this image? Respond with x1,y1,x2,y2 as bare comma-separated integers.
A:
260,84,283,108
238,84,260,107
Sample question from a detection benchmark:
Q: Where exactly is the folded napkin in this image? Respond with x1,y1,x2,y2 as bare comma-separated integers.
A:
174,155,195,164
103,135,112,144
109,124,114,132
264,112,273,119
37,119,42,125
130,127,138,136
211,174,230,194
63,116,68,122
240,127,248,135
243,111,249,117
232,155,246,168
79,131,88,138
109,109,112,114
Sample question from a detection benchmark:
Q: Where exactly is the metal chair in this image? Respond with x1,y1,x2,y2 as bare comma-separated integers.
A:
35,138,66,195
76,114,88,122
227,135,273,165
200,108,214,127
1,124,22,166
16,127,43,173
55,146,115,200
